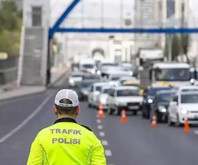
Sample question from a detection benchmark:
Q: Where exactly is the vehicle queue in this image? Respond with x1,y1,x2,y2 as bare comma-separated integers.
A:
68,59,198,127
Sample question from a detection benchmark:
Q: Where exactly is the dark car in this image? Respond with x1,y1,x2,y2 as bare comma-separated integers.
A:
142,86,173,119
151,90,175,122
78,80,99,101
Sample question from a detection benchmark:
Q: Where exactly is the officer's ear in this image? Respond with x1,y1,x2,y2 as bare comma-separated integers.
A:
53,105,58,115
76,105,80,115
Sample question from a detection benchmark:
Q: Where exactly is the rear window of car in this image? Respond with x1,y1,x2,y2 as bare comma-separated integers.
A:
117,89,139,97
96,86,102,91
103,88,110,94
181,94,198,104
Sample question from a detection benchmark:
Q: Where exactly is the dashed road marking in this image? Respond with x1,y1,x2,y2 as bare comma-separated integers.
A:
0,94,53,143
194,130,198,135
105,150,112,156
102,140,108,146
98,125,103,130
99,131,105,137
97,119,101,123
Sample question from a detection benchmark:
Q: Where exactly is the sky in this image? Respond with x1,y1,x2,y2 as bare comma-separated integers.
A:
50,0,135,28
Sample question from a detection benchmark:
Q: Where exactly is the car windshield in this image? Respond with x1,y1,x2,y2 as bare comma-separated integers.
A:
81,82,94,88
157,93,174,103
82,64,94,69
111,77,120,81
155,68,190,81
96,86,102,91
103,88,110,94
181,94,198,104
72,74,82,77
117,89,139,97
148,88,171,96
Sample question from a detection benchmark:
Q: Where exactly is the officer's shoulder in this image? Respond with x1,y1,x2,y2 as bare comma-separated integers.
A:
80,125,93,132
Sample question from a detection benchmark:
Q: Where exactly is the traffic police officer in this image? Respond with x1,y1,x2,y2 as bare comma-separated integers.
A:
27,89,106,165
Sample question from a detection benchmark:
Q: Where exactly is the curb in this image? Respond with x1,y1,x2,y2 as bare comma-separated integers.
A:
0,68,70,102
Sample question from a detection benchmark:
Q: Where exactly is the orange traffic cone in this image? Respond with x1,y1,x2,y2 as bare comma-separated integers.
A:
97,103,105,118
184,118,190,133
150,115,157,128
120,109,127,123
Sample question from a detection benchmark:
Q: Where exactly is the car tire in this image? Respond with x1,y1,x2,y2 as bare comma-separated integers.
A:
115,107,121,116
168,114,175,126
133,111,137,115
107,107,113,115
176,114,183,127
88,103,92,108
156,111,162,123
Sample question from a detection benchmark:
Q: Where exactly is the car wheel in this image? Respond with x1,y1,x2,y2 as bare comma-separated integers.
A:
107,107,113,115
168,114,175,126
88,103,92,108
115,107,121,115
133,111,137,115
156,111,162,123
176,114,183,127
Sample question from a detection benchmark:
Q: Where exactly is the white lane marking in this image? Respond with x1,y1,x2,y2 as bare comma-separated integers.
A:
98,125,103,130
194,130,198,135
99,132,105,137
0,95,52,143
105,150,112,156
97,119,101,123
102,140,108,146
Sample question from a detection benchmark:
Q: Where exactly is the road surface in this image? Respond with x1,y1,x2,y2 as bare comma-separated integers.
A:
0,75,198,165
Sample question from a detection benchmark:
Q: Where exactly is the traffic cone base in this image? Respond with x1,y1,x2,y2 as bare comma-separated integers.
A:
120,109,127,123
151,115,157,128
184,119,190,133
97,103,105,118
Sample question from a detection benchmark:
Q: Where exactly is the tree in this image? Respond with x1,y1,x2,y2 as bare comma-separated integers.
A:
171,35,181,61
0,0,21,57
181,34,190,63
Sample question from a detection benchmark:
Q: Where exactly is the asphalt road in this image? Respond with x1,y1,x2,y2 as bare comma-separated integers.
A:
0,76,198,165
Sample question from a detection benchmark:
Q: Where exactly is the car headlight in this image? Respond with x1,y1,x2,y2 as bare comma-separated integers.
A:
147,99,153,104
69,79,74,84
181,109,188,115
100,97,107,104
158,106,167,113
129,71,133,76
97,70,101,75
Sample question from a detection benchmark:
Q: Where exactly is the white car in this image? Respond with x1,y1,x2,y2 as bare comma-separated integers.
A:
107,86,143,115
88,82,108,108
68,71,84,87
95,85,111,110
168,91,198,126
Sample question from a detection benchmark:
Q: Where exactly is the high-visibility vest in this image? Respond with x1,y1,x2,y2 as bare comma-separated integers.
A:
27,118,106,165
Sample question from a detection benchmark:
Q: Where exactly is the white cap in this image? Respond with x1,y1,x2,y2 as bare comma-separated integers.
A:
55,89,79,107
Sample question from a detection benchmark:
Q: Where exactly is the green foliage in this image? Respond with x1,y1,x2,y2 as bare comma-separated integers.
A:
0,0,22,57
171,35,181,61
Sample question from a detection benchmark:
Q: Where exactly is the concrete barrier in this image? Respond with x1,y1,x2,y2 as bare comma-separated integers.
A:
0,57,18,85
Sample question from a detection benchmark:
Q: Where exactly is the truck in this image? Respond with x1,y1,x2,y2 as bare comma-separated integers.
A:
79,59,96,74
140,62,192,90
137,48,164,66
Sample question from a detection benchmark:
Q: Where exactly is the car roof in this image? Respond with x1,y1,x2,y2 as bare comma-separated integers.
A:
153,63,190,69
114,86,139,90
180,91,198,95
156,90,175,95
93,82,109,86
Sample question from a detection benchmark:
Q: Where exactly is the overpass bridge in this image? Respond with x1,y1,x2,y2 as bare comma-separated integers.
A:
18,0,198,86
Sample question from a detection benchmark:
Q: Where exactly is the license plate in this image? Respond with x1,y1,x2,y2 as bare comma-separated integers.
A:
129,106,139,109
